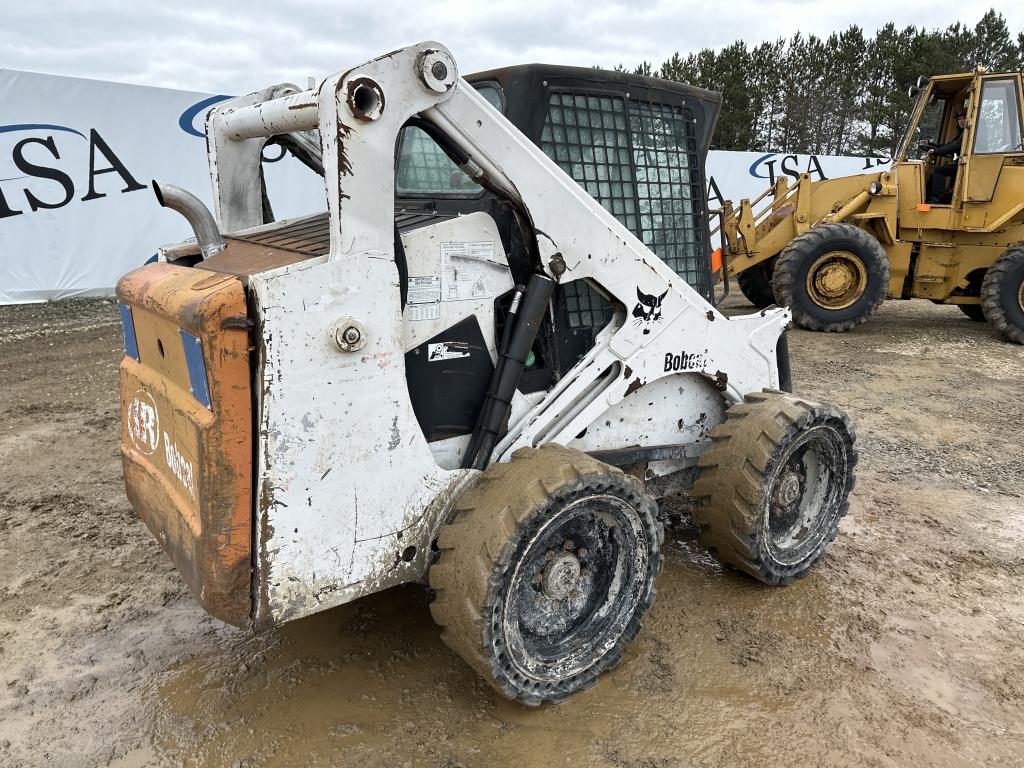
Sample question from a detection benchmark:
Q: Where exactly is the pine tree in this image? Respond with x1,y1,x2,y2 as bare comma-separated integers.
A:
971,10,1017,70
618,8,1021,156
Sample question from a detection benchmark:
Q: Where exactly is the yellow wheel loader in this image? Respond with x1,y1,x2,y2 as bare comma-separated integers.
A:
717,69,1024,343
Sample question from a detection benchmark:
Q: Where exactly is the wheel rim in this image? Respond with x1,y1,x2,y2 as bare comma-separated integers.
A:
762,424,849,567
805,251,868,310
499,495,649,683
1018,279,1024,314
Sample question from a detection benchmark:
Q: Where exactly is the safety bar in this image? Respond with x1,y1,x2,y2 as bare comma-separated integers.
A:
216,88,320,141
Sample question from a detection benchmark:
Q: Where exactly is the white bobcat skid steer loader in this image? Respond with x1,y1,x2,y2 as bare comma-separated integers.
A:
116,42,856,705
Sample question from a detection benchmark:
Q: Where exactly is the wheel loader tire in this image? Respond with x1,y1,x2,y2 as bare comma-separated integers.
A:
737,258,777,308
957,303,986,322
429,444,663,706
772,223,889,332
691,391,856,585
980,246,1024,344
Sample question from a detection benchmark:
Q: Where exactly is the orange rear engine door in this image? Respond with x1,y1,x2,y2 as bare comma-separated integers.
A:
116,263,252,626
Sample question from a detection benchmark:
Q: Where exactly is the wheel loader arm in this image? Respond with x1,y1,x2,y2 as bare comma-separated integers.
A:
722,172,893,277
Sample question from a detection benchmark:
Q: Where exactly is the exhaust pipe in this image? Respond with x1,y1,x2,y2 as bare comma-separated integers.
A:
152,181,226,259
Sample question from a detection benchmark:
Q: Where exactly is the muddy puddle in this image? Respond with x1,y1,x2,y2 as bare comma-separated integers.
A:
150,532,842,767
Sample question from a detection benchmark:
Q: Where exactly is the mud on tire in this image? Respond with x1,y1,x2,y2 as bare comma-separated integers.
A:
691,391,856,585
980,246,1024,344
773,223,889,332
429,444,663,706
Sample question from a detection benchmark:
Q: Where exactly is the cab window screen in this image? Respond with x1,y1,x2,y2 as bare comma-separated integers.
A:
394,84,502,196
541,91,709,329
395,126,480,195
628,100,705,291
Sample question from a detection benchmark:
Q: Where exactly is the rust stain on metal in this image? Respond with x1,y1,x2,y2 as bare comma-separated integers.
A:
706,310,715,321
336,123,354,178
714,370,728,391
623,365,633,379
625,377,644,397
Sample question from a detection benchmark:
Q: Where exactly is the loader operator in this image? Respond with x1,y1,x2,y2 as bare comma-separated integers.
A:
926,110,967,203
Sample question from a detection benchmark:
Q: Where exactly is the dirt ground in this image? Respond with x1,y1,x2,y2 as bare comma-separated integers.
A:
0,296,1022,768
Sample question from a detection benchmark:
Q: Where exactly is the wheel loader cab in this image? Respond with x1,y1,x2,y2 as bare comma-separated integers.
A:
898,72,1024,214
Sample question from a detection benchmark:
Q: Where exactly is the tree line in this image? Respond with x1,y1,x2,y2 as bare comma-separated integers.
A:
615,10,1023,158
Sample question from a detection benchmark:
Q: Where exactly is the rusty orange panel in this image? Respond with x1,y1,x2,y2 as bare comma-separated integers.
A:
117,262,253,626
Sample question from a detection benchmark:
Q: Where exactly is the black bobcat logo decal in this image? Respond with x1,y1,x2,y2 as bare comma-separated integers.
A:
632,287,669,334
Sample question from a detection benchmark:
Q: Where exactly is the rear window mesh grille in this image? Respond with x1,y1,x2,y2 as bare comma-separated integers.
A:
628,100,706,293
541,91,709,330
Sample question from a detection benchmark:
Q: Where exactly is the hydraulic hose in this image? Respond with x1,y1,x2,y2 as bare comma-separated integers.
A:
463,273,554,470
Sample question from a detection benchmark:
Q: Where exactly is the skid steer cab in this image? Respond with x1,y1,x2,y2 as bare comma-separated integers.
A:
716,68,1024,343
117,42,857,706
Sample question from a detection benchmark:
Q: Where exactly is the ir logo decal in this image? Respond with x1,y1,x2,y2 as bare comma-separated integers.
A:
127,390,160,455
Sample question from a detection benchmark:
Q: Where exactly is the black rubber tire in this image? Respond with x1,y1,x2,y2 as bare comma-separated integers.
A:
429,444,663,706
956,303,986,322
773,223,890,332
736,258,777,308
980,247,1024,344
690,391,856,585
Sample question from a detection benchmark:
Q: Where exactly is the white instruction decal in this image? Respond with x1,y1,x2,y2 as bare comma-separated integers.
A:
440,241,495,301
428,342,471,361
407,275,441,304
407,275,441,321
408,303,441,321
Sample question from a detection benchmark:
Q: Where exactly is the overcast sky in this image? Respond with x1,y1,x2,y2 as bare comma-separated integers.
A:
1,1,1020,95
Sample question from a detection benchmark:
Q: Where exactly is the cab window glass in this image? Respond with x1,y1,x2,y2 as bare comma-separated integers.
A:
917,97,947,155
476,83,503,111
395,127,479,195
973,79,1023,154
394,84,502,196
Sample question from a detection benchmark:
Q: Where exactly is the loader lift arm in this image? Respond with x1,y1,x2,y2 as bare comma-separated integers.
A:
206,42,790,443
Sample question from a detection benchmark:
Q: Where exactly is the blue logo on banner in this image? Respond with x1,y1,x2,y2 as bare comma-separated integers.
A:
178,95,233,137
748,153,777,179
0,123,87,139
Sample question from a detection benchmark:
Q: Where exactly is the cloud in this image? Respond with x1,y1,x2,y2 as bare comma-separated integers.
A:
0,0,1019,93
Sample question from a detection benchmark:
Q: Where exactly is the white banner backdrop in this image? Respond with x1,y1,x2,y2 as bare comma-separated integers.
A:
0,69,322,304
0,68,888,304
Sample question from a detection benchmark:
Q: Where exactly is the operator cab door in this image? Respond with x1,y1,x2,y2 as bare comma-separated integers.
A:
960,75,1024,231
897,78,971,232
897,85,954,230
